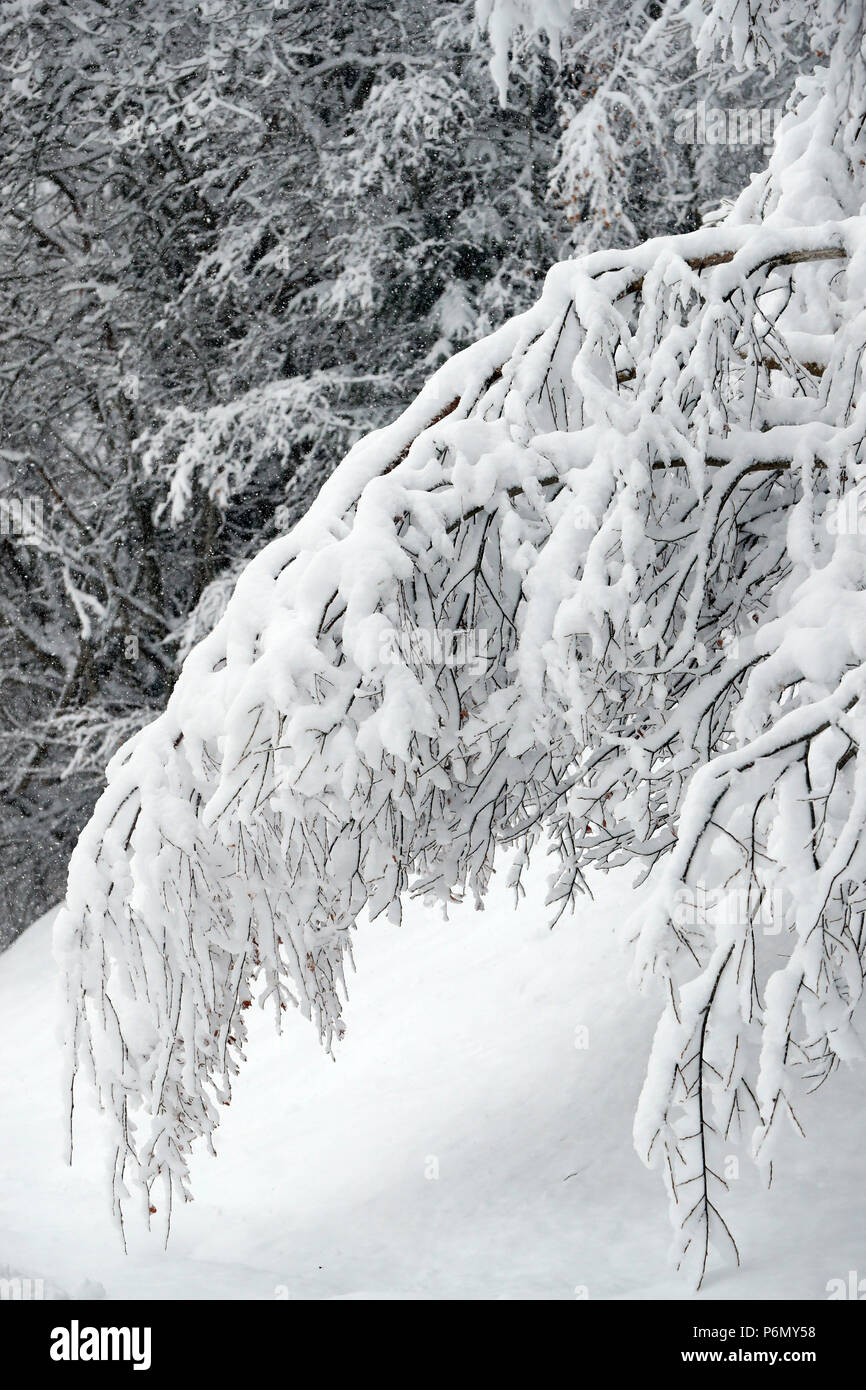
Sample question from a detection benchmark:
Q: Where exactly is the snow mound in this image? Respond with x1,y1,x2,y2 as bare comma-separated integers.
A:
1,863,863,1299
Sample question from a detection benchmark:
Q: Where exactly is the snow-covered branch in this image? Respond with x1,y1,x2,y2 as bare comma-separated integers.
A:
57,1,866,1281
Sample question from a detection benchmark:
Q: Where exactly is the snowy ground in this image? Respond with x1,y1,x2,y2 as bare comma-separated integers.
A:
0,859,862,1300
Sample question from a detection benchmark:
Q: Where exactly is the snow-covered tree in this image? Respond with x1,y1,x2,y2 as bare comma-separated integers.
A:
57,0,866,1282
478,0,808,252
0,0,565,934
0,0,801,939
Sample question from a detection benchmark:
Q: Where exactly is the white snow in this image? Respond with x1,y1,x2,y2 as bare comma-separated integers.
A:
1,859,862,1300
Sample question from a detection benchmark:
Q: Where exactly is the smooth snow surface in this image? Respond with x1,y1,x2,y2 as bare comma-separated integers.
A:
1,861,862,1299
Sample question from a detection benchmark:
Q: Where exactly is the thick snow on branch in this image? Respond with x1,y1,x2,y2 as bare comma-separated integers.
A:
58,7,866,1279
476,0,576,99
